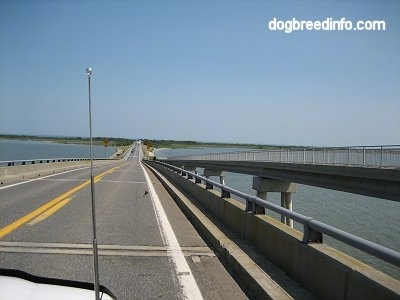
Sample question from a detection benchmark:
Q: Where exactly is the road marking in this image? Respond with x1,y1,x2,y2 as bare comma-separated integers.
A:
0,164,124,239
0,167,90,190
113,170,143,172
37,178,88,182
28,198,72,226
0,161,120,190
141,163,203,300
99,180,147,184
0,242,215,257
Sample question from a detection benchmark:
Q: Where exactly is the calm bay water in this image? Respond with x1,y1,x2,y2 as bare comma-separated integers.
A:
156,147,400,280
0,139,116,161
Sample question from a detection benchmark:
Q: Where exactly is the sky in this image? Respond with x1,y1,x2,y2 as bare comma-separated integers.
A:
0,0,399,146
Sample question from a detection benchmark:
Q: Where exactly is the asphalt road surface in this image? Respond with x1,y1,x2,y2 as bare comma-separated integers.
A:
0,144,248,299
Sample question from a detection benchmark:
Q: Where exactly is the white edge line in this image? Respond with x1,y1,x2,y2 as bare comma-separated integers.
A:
0,161,117,190
0,167,90,190
140,162,203,300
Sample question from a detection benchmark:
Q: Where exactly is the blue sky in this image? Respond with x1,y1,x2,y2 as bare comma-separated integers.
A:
0,0,399,146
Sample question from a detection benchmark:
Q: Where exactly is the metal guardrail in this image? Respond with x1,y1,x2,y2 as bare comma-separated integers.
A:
0,157,114,168
165,145,400,168
150,160,400,268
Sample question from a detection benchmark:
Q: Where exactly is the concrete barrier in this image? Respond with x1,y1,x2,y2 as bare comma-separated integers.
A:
0,160,114,185
145,160,400,300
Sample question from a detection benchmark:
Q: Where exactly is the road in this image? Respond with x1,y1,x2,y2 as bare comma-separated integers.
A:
0,143,247,299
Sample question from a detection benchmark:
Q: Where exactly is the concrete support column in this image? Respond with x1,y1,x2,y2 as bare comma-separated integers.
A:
203,169,225,185
183,165,197,180
252,177,296,227
280,192,293,228
203,169,226,192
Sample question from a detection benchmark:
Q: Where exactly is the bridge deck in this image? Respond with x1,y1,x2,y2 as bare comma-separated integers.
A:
165,159,400,201
0,151,248,299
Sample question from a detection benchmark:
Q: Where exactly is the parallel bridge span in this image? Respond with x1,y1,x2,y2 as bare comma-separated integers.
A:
162,159,400,201
162,145,400,202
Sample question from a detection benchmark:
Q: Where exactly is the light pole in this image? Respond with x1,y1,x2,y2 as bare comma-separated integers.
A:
86,67,100,300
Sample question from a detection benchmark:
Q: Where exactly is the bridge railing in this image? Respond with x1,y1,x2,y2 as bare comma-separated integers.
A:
149,160,400,268
0,157,114,168
166,145,400,168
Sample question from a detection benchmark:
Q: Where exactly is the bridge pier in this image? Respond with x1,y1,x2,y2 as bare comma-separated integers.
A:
182,165,197,180
203,169,225,185
252,176,296,228
281,192,293,228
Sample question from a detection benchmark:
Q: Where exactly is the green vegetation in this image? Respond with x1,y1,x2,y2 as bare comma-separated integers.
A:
1,134,304,149
0,134,133,147
142,139,299,150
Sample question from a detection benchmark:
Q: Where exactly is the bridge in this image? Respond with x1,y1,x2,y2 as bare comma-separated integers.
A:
0,143,399,299
162,145,400,201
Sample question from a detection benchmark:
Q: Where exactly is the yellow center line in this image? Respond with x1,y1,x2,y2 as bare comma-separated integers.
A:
28,198,72,226
0,163,126,239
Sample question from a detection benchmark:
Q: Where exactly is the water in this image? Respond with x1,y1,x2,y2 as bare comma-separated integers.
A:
0,139,116,162
156,147,400,280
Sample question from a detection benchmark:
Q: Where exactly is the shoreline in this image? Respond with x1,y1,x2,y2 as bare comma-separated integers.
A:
0,134,131,147
0,137,102,147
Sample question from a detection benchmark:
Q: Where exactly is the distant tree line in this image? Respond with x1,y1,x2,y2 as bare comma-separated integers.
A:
140,139,285,149
1,134,303,149
0,134,133,146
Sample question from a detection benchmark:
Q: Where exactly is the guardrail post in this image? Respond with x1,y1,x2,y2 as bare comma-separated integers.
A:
221,187,230,198
245,195,264,214
303,218,323,243
205,179,213,189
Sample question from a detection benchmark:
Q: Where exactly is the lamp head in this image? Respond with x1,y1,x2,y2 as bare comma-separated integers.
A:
86,68,92,76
